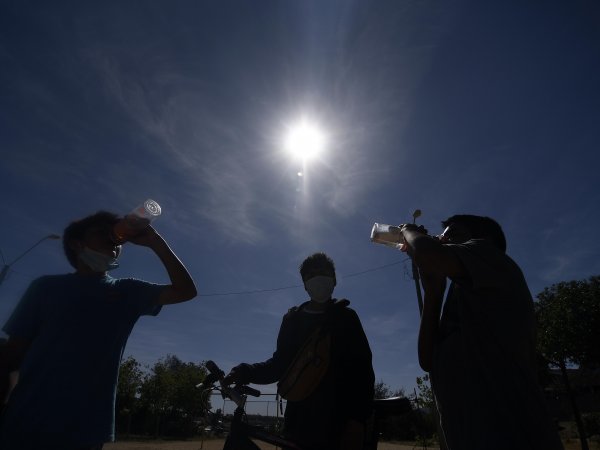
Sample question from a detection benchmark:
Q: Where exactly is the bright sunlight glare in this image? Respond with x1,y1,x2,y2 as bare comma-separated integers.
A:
285,121,326,160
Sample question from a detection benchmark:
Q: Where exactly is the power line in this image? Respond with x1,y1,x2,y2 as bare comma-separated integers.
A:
198,284,303,297
197,259,409,297
342,259,408,279
5,257,410,298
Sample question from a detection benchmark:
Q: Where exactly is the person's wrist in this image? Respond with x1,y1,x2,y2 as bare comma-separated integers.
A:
400,226,417,241
147,233,167,249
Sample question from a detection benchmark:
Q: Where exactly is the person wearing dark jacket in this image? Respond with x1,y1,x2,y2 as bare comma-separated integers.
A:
401,215,563,450
225,252,374,450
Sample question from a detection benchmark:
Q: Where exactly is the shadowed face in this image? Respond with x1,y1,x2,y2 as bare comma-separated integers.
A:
71,224,122,259
301,262,336,285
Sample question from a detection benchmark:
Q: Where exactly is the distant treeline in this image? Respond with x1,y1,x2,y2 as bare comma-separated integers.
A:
114,353,435,441
115,274,600,442
116,355,210,438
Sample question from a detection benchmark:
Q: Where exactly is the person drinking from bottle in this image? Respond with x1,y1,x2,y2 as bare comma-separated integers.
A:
400,215,563,450
0,210,197,450
224,252,374,450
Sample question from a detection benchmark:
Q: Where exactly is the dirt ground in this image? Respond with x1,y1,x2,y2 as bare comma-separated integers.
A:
104,439,416,450
104,438,596,450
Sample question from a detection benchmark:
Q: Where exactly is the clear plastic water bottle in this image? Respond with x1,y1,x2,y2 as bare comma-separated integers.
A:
370,223,405,249
112,199,162,244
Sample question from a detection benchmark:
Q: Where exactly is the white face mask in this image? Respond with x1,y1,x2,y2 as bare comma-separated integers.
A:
304,276,335,303
79,247,119,272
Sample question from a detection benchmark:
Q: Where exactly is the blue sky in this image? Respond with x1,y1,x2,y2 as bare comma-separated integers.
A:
1,1,599,414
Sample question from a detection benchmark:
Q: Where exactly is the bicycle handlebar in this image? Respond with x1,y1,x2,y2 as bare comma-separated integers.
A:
198,360,261,408
205,360,224,379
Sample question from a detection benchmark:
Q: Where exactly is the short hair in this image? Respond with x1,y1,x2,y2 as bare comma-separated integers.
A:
441,214,507,252
299,252,336,280
63,211,120,268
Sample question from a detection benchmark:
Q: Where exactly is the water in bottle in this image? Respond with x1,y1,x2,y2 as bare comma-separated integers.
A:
112,199,162,244
370,223,404,249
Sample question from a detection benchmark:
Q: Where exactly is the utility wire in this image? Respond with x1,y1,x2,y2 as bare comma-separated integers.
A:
5,258,410,297
197,258,409,297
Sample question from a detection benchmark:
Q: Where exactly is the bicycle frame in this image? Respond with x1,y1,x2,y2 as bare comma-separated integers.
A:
199,360,304,450
200,360,412,450
222,404,304,450
364,396,413,450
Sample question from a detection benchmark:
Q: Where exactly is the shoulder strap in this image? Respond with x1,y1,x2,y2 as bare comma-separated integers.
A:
331,298,350,309
319,298,350,332
285,298,349,323
284,301,311,320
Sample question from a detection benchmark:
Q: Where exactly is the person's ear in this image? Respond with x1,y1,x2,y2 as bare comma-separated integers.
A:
68,239,83,253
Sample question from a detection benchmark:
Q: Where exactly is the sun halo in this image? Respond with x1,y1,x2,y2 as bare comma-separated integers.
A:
284,120,326,161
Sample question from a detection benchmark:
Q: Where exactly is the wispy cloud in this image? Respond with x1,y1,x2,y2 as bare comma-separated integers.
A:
90,53,275,243
533,206,600,286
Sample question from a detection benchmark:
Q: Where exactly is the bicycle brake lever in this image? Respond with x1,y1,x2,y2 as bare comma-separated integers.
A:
197,371,221,389
222,384,245,407
239,385,261,397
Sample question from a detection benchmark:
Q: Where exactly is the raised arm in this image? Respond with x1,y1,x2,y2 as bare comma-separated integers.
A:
417,270,446,372
400,225,462,372
127,226,197,305
401,225,466,279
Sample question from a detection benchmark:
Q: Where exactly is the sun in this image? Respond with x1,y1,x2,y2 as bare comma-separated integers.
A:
284,120,326,160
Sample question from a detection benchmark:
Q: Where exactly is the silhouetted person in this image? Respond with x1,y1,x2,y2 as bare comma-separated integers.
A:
0,211,197,450
225,252,374,450
401,215,563,450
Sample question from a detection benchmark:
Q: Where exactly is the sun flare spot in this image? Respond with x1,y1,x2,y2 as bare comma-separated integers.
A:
285,120,326,160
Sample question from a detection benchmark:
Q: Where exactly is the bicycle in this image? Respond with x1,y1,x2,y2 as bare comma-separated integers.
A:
364,396,413,450
198,360,304,450
198,360,412,450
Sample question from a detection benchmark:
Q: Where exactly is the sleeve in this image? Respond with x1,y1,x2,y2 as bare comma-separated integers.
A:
121,278,166,317
3,277,45,339
247,313,297,385
337,309,375,423
446,240,509,291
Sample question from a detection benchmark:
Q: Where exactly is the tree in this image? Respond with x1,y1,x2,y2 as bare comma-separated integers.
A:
535,275,600,450
414,374,434,411
116,356,144,436
412,374,438,447
137,355,211,438
374,380,405,399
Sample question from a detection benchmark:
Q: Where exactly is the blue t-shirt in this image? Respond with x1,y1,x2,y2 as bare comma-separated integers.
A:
0,273,164,449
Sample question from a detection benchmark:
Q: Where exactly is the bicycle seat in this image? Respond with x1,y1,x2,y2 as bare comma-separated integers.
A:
372,396,412,416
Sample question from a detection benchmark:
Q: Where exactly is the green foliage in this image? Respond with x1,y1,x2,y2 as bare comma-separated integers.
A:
535,275,600,368
414,374,434,410
115,355,211,438
374,379,405,399
116,356,144,436
412,374,437,443
117,356,144,413
535,275,600,450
